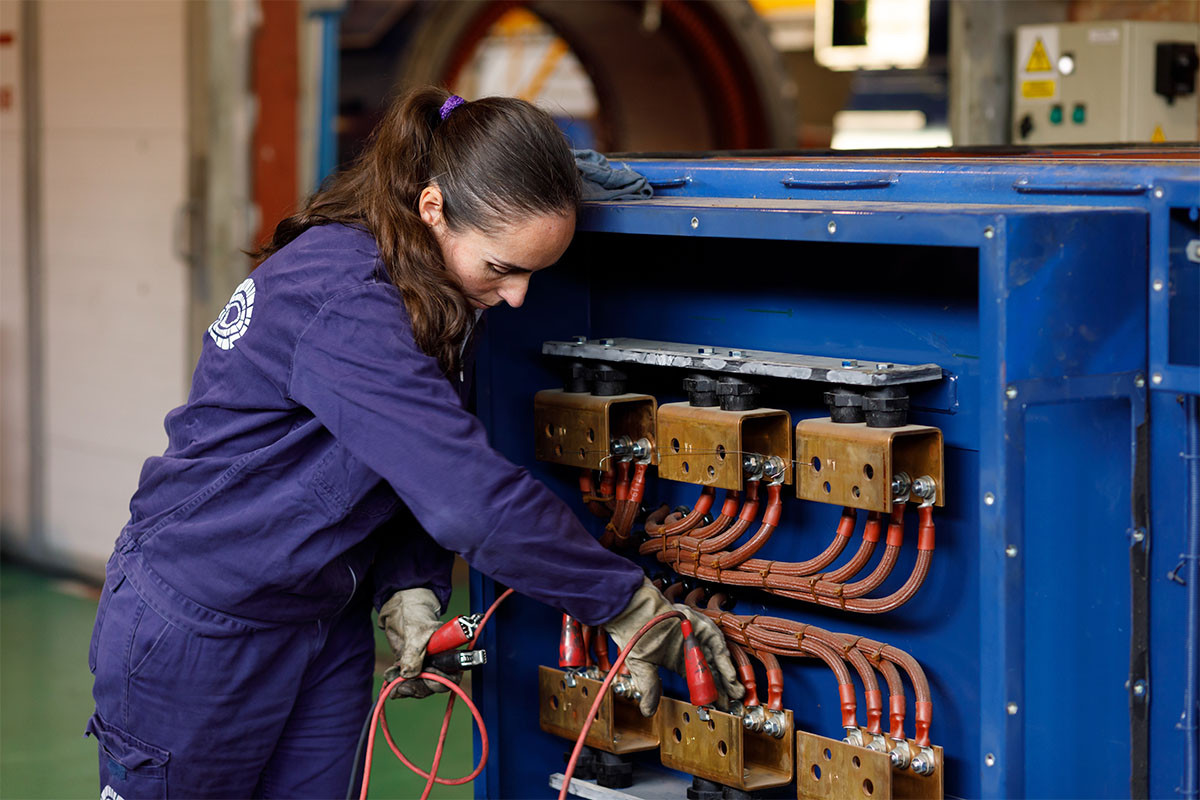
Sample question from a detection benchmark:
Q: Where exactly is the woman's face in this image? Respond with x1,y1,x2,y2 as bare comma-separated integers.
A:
420,186,575,310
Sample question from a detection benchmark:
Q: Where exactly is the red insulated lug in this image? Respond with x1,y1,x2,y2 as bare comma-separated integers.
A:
737,485,761,522
559,614,588,668
629,462,649,504
598,469,615,498
886,505,905,547
763,484,784,526
718,490,741,520
863,512,883,542
917,506,936,551
839,682,858,728
614,461,630,502
889,694,906,740
427,613,483,654
680,619,718,708
865,689,883,735
837,508,857,538
915,700,933,747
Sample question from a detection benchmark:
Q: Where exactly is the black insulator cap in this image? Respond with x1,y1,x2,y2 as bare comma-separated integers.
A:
563,361,590,393
716,378,760,411
687,777,725,800
721,787,754,800
589,365,627,396
863,386,910,428
682,374,720,407
824,387,866,423
593,751,634,789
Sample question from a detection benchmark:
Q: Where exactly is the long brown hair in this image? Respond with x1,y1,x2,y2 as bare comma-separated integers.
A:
255,86,580,373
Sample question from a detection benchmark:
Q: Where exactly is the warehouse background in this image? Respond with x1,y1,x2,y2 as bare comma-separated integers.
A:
0,1,1196,798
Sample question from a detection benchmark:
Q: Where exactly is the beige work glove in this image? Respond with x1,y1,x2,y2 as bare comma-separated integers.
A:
378,588,460,699
604,577,744,716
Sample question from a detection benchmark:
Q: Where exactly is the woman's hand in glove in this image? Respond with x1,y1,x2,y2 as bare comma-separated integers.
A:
378,588,460,699
603,577,744,716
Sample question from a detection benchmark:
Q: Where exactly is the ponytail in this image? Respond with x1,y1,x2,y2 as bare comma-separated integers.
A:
255,86,579,374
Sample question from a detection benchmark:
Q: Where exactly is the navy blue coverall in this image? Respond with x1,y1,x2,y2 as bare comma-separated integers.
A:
86,224,643,798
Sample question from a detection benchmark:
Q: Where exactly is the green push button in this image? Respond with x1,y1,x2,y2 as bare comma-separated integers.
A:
1050,105,1063,124
1072,104,1086,124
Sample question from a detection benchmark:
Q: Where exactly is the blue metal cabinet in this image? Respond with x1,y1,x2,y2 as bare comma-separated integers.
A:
468,155,1199,799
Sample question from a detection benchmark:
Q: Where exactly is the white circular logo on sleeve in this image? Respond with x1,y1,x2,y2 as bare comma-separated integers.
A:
208,277,256,350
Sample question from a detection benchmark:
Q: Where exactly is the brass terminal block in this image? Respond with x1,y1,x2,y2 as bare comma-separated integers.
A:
797,730,944,800
537,666,658,754
795,418,944,512
656,403,792,490
534,390,657,470
657,698,794,792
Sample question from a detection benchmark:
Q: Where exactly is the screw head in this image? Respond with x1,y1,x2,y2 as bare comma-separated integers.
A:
1152,373,1163,385
984,492,996,506
984,753,996,767
572,335,587,345
876,362,893,370
984,226,995,239
600,338,615,347
1005,385,1018,399
1153,279,1165,292
690,216,700,229
827,220,838,234
1153,187,1164,199
1132,528,1145,543
1135,374,1146,388
729,349,744,358
1006,702,1018,715
698,346,714,355
1005,544,1018,557
1133,680,1147,697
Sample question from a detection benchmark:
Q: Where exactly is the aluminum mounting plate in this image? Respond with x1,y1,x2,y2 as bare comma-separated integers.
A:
542,338,942,387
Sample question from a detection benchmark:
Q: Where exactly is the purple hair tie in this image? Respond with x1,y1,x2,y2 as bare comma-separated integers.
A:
439,94,466,121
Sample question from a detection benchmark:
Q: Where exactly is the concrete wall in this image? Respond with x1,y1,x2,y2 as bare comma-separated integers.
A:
1,0,190,576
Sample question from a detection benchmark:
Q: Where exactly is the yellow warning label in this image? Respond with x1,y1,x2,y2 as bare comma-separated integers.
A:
1021,80,1056,99
1026,37,1053,73
1151,125,1166,143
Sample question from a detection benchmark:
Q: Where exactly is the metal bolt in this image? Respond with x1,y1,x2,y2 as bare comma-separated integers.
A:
984,753,996,767
690,216,700,229
984,492,996,506
729,349,745,358
1153,279,1165,292
1006,702,1018,715
827,220,837,234
600,338,615,347
571,335,587,345
1135,374,1146,388
1151,373,1163,385
1005,544,1018,558
912,475,937,502
1153,187,1164,199
891,472,911,499
842,359,858,367
1132,528,1145,543
1005,385,1018,399
876,362,893,370
1133,680,1147,697
698,346,714,355
984,226,995,239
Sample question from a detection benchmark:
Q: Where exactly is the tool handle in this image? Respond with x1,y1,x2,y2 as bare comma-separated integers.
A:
427,613,483,655
680,619,718,707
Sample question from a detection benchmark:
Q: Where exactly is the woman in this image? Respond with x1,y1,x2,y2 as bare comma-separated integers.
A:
86,87,741,799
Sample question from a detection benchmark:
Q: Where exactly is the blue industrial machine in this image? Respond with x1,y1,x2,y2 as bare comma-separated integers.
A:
465,150,1199,799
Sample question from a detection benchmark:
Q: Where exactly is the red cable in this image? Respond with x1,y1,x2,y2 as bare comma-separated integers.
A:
558,610,687,800
360,588,514,800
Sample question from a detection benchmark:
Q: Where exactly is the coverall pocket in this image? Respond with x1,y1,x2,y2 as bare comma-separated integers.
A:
310,443,398,521
89,569,125,675
85,713,169,800
126,601,175,680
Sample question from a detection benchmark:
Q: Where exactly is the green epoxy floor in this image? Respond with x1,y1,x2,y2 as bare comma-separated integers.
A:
0,562,474,799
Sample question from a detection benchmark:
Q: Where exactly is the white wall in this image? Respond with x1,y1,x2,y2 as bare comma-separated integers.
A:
1,0,190,575
0,0,30,551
